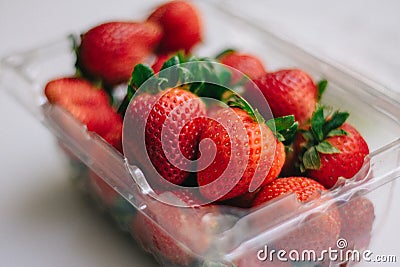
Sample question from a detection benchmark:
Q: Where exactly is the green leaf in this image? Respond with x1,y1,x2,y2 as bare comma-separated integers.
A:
323,111,349,136
253,109,266,124
130,64,155,89
117,95,129,116
190,82,206,95
316,141,340,154
213,63,232,85
215,48,236,59
269,115,295,132
302,146,321,170
281,121,299,145
299,162,306,173
179,66,194,84
160,55,180,72
301,131,314,142
177,51,187,63
266,115,298,144
69,34,79,59
227,93,257,121
317,79,328,101
327,128,348,137
311,106,325,142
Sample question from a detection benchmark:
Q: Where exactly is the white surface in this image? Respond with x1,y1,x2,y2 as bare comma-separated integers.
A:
0,0,399,266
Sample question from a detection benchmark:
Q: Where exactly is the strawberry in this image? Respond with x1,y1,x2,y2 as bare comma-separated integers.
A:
253,177,341,257
221,188,261,208
222,141,285,208
89,171,118,207
316,197,374,266
217,49,267,84
89,171,136,229
253,177,325,205
197,107,285,201
124,87,206,186
44,77,123,151
254,69,321,125
147,0,202,53
131,191,218,266
123,59,294,192
77,21,162,86
296,106,369,188
337,196,375,248
151,53,173,73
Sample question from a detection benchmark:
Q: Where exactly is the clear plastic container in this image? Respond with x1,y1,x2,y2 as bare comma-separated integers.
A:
1,1,400,266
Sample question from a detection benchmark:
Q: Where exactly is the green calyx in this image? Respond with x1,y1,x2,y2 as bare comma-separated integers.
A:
118,51,235,115
224,92,298,145
317,79,328,101
118,51,298,145
215,48,237,59
266,115,298,145
299,105,349,172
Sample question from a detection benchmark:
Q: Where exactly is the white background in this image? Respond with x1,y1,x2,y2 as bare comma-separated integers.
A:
0,0,399,266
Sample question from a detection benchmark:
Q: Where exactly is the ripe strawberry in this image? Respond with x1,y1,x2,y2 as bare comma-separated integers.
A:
296,106,369,188
124,87,206,186
89,171,136,229
217,50,267,84
77,21,162,86
253,177,325,205
254,69,318,125
253,177,341,257
147,0,202,53
316,197,374,267
197,107,284,201
337,196,375,248
151,53,173,73
89,171,118,207
131,191,218,266
44,77,123,151
223,141,285,208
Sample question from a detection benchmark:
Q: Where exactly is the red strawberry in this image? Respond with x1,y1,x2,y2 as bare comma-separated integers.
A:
337,196,375,248
124,88,206,186
218,50,267,84
296,106,369,188
89,171,118,207
253,177,325,205
221,188,261,208
316,197,374,266
223,141,285,208
253,177,341,257
197,107,284,201
151,53,173,73
77,21,162,86
147,0,202,53
131,191,218,265
44,77,123,151
45,77,110,106
254,69,318,125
